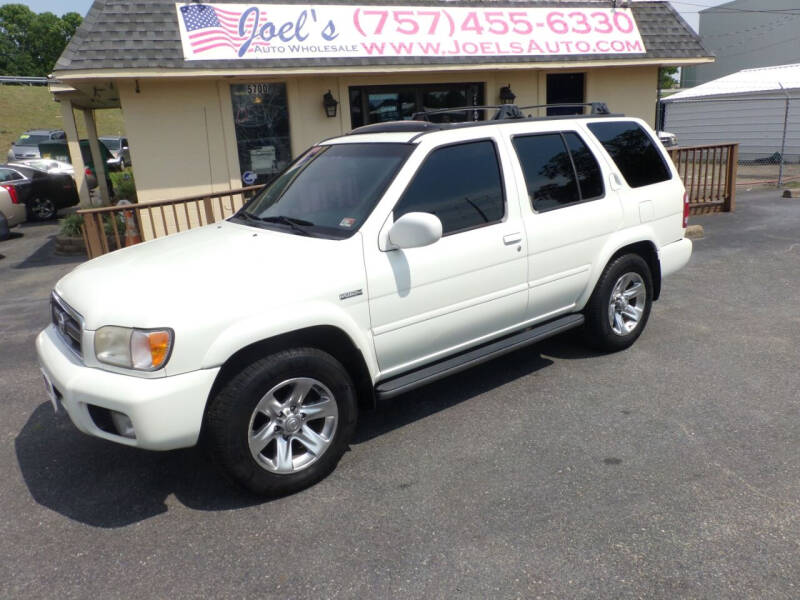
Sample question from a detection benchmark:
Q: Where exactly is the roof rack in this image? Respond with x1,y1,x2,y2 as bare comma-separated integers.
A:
520,102,612,115
411,105,522,121
347,102,619,136
412,102,612,122
347,120,443,135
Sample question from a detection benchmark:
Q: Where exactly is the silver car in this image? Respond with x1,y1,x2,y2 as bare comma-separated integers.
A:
7,129,66,162
99,136,131,170
0,182,27,238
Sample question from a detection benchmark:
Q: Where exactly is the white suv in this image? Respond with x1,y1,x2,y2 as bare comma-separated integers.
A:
36,108,692,495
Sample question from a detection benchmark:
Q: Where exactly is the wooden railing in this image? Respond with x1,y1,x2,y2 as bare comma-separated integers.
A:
78,143,739,258
77,186,262,258
668,143,738,214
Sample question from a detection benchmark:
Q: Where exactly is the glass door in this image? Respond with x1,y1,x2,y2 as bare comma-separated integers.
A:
230,83,291,186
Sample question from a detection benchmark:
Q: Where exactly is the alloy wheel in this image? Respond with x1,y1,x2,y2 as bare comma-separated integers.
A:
31,197,56,220
247,377,338,474
607,272,646,336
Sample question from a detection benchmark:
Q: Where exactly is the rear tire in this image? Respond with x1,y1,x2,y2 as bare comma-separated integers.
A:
584,254,653,352
204,348,358,496
27,197,57,221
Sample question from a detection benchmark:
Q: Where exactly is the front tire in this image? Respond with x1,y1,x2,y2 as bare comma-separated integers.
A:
204,348,358,496
584,254,653,352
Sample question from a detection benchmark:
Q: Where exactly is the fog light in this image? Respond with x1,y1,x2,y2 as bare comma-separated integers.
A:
110,411,135,439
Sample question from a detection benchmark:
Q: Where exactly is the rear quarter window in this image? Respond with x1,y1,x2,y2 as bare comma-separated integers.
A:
587,121,671,188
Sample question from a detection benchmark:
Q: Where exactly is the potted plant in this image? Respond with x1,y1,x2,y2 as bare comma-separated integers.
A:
55,213,127,256
54,214,86,256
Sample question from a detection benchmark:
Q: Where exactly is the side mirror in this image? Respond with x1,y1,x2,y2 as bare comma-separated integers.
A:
387,212,442,250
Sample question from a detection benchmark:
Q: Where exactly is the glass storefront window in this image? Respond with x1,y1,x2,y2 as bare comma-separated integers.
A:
349,83,484,129
231,83,291,186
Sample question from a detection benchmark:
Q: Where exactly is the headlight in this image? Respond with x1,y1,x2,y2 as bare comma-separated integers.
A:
95,326,173,371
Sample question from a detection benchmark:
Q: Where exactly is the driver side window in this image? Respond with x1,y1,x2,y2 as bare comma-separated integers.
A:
394,140,505,236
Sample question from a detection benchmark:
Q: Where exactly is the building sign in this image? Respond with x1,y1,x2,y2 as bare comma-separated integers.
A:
177,3,646,61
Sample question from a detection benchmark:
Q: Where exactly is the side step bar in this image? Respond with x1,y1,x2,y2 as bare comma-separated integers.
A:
375,313,585,400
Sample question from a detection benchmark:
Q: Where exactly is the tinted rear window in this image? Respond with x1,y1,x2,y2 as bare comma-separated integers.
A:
512,133,579,212
563,132,604,200
588,121,671,188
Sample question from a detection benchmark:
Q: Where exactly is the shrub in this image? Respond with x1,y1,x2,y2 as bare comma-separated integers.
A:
58,212,126,238
59,213,83,237
110,168,137,202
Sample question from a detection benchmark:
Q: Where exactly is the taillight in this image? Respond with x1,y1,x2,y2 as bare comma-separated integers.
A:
1,184,19,204
682,192,689,228
85,167,93,176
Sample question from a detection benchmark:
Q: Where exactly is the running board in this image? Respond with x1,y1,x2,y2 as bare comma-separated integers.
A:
375,313,585,400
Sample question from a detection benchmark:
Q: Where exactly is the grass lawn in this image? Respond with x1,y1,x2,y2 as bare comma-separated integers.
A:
0,85,125,159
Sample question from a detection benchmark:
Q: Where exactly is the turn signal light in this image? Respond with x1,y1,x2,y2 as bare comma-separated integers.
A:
147,331,170,369
130,329,173,370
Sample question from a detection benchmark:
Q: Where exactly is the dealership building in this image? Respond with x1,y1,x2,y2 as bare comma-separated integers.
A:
51,0,711,206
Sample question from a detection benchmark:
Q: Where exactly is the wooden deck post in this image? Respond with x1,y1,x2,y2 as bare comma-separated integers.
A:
81,213,104,258
59,99,91,208
725,144,739,213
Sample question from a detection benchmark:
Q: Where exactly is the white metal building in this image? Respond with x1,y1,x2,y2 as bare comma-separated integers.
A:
663,63,800,161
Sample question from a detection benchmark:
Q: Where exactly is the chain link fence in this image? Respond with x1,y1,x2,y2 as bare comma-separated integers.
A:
661,95,800,190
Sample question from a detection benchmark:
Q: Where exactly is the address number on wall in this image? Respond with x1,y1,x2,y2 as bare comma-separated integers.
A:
247,84,274,95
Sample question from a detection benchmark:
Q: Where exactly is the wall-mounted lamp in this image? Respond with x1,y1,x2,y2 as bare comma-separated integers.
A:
323,90,339,118
499,84,516,104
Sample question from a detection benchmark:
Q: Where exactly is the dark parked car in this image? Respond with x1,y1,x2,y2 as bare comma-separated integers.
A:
7,129,66,162
38,140,114,199
0,164,79,220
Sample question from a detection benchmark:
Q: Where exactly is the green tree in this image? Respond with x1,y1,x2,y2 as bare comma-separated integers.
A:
659,67,679,89
0,4,83,77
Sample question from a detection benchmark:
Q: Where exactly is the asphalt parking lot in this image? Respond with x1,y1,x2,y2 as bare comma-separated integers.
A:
2,191,799,599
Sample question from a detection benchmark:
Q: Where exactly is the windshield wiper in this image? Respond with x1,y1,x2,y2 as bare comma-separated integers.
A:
244,214,315,236
259,215,314,237
259,215,314,227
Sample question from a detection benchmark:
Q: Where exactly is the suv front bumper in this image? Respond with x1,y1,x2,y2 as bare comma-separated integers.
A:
36,325,219,450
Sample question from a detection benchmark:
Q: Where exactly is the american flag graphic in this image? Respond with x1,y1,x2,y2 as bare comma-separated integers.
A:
180,4,269,55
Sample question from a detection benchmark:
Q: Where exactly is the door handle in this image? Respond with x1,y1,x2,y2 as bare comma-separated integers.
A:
503,233,522,245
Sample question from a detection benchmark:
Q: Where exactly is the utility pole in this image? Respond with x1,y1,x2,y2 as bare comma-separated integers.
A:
778,83,789,188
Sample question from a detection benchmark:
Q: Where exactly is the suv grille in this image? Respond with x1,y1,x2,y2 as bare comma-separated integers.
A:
51,294,83,358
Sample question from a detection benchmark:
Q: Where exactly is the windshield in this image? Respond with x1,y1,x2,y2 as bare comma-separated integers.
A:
100,138,121,149
235,142,412,239
15,134,49,146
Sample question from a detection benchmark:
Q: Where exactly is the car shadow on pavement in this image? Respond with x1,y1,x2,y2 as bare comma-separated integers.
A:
15,335,594,528
15,403,263,528
355,345,556,444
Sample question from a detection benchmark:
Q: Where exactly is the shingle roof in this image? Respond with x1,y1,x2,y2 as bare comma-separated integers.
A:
55,0,710,73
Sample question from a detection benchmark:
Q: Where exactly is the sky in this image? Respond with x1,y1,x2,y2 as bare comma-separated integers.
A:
4,0,728,32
